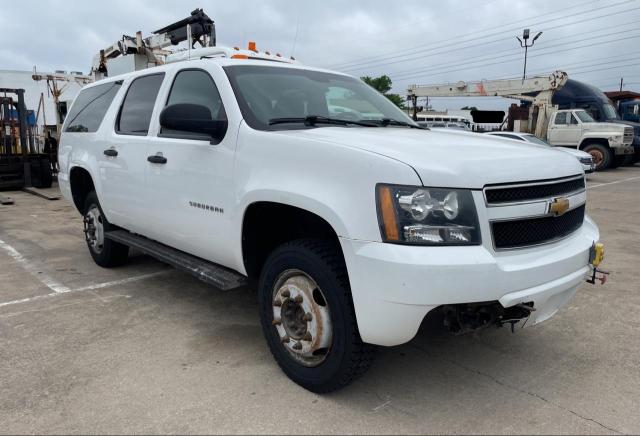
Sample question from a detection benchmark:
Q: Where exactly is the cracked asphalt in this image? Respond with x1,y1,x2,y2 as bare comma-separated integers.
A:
1,166,639,434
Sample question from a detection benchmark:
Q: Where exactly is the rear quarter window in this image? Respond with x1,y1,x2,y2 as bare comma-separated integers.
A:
116,73,165,135
64,81,122,133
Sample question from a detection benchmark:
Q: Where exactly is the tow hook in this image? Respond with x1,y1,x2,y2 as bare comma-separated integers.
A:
587,267,609,285
587,242,609,285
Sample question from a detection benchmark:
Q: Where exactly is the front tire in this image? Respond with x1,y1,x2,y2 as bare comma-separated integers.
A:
258,239,374,393
83,191,129,268
582,143,613,171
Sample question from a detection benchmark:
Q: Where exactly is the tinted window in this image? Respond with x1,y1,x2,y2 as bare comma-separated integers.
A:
162,69,226,138
64,82,121,133
117,74,164,135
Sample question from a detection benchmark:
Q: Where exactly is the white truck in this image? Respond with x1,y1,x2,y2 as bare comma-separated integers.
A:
407,71,634,170
547,109,634,169
59,45,607,393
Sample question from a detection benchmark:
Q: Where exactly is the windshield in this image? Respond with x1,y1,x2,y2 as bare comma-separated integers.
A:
603,103,620,120
224,65,416,130
575,110,595,123
523,135,552,147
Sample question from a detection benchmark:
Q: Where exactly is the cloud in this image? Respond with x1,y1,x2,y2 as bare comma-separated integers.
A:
2,0,638,111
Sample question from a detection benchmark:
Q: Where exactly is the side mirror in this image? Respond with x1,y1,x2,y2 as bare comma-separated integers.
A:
159,103,228,144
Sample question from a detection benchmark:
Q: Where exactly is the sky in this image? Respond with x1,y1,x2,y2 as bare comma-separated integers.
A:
1,0,638,111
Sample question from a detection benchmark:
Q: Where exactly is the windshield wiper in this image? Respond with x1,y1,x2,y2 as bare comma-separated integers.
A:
375,118,428,129
268,115,379,127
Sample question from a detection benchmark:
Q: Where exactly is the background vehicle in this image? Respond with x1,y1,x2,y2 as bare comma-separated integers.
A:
420,121,470,130
545,109,632,170
619,100,640,123
553,81,640,165
408,71,634,170
486,131,595,173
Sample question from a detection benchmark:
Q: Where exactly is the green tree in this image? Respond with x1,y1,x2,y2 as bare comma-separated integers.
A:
361,75,406,109
461,106,479,111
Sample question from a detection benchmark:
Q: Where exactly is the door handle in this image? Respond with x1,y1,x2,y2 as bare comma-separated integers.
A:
147,154,167,164
103,148,118,157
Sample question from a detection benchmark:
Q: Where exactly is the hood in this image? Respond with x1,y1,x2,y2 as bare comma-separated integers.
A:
273,127,582,189
581,122,627,132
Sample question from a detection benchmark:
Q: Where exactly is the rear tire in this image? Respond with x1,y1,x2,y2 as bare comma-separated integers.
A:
83,191,129,268
582,143,613,171
258,239,374,393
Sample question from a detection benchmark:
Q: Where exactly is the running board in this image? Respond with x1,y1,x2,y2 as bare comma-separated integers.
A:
105,230,247,291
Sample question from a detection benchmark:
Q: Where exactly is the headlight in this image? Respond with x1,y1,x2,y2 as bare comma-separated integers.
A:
376,184,481,245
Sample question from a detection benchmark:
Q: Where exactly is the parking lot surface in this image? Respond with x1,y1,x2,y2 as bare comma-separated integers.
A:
1,167,639,434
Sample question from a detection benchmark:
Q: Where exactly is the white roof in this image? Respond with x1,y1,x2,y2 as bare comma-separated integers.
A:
88,48,353,89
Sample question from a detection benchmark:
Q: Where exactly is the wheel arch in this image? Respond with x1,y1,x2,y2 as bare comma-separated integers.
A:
69,166,95,214
578,137,610,150
240,200,345,279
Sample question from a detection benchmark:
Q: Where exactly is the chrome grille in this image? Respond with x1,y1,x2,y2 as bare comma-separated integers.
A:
492,205,585,249
624,127,634,144
484,175,585,205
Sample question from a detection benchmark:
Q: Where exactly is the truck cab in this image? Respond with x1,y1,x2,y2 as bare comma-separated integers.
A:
553,79,640,164
620,100,640,123
547,109,634,170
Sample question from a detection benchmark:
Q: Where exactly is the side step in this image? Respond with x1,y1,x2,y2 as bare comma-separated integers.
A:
105,230,247,291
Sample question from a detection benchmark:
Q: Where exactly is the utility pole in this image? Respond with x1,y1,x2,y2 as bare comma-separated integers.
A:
620,77,624,91
516,29,542,82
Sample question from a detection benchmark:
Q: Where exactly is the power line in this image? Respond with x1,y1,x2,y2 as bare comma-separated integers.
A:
327,0,637,70
339,4,640,75
383,22,639,81
326,0,607,69
390,33,640,82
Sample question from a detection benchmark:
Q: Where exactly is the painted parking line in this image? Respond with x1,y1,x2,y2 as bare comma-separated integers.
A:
0,270,169,309
588,175,640,189
0,236,171,309
0,238,71,294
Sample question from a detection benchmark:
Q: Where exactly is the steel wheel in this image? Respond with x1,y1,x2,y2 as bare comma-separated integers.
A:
272,269,332,367
588,149,604,167
83,205,105,254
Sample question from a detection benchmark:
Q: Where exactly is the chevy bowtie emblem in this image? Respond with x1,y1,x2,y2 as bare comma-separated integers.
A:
549,197,570,216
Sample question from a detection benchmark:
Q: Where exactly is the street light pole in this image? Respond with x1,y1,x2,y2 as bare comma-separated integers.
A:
516,29,542,82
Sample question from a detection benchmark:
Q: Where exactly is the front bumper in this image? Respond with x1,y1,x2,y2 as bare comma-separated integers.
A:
340,216,599,346
582,162,596,173
612,143,634,155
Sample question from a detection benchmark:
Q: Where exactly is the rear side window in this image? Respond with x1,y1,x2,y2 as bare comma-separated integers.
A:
116,74,164,135
64,82,122,133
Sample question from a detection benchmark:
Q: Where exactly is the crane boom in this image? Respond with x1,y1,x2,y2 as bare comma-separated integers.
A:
407,71,568,98
407,71,569,138
91,8,216,80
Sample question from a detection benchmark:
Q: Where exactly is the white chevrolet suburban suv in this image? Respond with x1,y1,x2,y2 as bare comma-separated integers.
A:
59,52,603,393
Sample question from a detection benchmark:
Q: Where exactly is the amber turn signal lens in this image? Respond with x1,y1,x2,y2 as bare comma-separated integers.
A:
378,186,399,241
